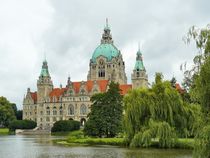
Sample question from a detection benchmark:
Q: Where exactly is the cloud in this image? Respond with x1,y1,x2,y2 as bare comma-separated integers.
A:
0,0,209,109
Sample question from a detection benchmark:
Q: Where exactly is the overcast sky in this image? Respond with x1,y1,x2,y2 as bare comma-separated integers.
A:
0,0,209,109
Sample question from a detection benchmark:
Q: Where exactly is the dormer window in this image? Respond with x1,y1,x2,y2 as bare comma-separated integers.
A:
80,89,86,95
69,90,74,95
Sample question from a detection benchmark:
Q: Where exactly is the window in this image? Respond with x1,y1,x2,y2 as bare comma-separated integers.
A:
80,89,86,95
98,69,105,77
98,59,105,77
46,117,50,122
46,107,50,115
68,105,74,115
80,104,87,115
69,90,73,95
53,107,57,115
53,117,56,122
59,106,63,115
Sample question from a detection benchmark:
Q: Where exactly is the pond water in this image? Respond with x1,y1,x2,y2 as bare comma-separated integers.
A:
0,135,192,158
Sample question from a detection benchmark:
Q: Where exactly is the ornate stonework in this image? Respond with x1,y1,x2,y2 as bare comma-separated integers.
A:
22,20,148,130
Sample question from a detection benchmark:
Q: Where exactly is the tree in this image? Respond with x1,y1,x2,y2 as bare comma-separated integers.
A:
123,73,199,148
0,97,16,127
84,82,123,138
16,110,23,120
184,24,210,157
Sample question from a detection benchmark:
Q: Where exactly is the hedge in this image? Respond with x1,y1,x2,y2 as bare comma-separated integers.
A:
51,120,80,132
9,120,37,131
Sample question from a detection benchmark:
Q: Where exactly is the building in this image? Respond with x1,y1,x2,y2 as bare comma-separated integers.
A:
22,20,148,130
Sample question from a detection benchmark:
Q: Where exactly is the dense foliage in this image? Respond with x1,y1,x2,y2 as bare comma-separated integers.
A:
84,82,123,138
124,73,200,148
0,97,16,127
183,24,210,158
9,120,36,131
51,120,80,132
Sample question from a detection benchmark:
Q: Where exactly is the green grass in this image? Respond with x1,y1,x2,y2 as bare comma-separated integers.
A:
175,138,194,149
0,128,9,135
53,130,195,149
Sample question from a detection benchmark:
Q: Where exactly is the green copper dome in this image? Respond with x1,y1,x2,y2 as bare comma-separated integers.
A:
134,49,145,71
40,60,50,77
92,44,119,63
135,60,145,71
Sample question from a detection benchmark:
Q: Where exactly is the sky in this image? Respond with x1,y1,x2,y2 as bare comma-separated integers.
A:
0,0,209,109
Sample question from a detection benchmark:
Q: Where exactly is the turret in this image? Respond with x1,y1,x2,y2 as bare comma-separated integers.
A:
37,59,53,103
131,48,148,89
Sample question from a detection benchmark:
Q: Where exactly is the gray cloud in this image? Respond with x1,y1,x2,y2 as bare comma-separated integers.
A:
0,0,209,109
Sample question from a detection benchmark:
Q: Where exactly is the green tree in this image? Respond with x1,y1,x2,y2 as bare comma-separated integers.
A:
0,97,16,127
124,73,198,148
184,24,210,157
84,82,123,138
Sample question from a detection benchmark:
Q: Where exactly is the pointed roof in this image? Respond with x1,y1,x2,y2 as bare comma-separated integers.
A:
40,59,50,77
104,18,110,30
134,48,145,71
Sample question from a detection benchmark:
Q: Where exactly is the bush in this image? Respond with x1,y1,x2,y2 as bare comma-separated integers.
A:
51,120,80,132
9,120,36,131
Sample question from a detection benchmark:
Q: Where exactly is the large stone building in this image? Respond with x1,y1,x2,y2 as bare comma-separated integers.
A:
22,20,148,130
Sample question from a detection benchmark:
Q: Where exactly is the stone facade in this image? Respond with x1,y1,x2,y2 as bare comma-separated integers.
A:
22,20,148,130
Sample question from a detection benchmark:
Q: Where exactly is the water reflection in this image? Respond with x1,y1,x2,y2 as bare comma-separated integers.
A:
0,135,192,158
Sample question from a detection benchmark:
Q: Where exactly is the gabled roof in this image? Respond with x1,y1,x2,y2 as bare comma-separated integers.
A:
30,92,37,103
49,88,67,98
30,80,132,103
70,80,109,94
119,84,132,95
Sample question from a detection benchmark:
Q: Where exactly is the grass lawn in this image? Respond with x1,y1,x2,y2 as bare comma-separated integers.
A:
53,130,194,149
0,128,9,135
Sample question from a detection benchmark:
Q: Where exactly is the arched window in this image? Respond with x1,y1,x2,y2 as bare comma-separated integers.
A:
98,59,105,77
46,106,50,115
98,69,105,77
59,106,63,115
53,106,57,115
68,105,74,115
80,104,87,115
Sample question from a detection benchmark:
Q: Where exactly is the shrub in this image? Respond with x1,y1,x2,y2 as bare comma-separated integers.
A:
9,120,36,131
51,120,80,132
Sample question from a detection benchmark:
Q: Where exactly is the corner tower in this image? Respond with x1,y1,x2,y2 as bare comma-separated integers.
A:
131,48,148,89
87,19,127,84
37,59,53,103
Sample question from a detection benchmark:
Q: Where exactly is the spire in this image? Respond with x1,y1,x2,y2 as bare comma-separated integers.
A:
134,47,145,71
101,18,113,44
105,18,110,30
40,59,50,77
67,76,71,85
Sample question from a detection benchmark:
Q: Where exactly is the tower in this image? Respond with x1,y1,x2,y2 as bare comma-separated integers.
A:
131,48,148,89
37,59,53,103
87,19,127,84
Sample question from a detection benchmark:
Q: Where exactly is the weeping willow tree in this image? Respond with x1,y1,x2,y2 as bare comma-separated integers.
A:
183,24,210,158
124,73,199,148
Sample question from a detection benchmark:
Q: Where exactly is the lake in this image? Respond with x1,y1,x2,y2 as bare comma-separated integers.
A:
0,135,192,158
